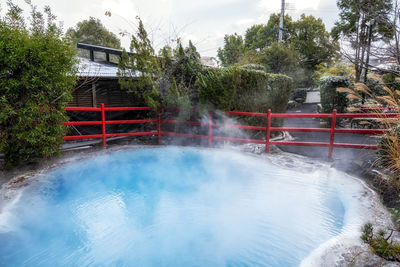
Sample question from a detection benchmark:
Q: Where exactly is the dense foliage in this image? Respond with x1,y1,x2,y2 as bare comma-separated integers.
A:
240,64,266,72
217,13,338,87
315,62,354,82
197,66,293,125
244,14,294,50
118,18,294,127
319,76,350,113
118,18,161,110
365,77,388,96
66,17,121,49
257,42,301,76
160,41,203,98
0,2,77,169
217,33,245,67
118,17,203,114
291,14,339,71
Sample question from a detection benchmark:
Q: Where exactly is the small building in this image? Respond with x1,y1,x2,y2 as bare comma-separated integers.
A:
200,56,219,68
70,43,139,107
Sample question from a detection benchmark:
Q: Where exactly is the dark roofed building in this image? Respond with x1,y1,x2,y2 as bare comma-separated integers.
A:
71,43,139,107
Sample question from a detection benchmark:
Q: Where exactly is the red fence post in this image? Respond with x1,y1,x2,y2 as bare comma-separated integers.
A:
208,111,213,147
328,109,337,159
157,107,162,144
265,109,272,153
101,103,107,147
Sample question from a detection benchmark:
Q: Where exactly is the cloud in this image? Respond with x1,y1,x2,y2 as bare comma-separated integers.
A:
3,0,338,57
235,18,256,27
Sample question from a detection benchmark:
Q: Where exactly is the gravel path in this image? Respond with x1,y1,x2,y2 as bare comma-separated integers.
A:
305,90,320,104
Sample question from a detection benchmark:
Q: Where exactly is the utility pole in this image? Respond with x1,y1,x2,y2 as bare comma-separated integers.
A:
279,0,285,42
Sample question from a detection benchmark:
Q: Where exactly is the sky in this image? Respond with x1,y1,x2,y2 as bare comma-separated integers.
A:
4,0,340,58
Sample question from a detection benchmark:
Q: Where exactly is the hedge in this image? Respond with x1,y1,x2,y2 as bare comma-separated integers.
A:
366,77,387,96
196,66,293,126
0,4,77,169
319,76,350,114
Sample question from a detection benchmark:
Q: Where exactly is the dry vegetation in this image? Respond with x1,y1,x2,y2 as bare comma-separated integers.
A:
338,74,400,259
338,74,400,182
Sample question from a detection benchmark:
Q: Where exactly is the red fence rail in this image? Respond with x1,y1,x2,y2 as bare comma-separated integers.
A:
64,104,400,159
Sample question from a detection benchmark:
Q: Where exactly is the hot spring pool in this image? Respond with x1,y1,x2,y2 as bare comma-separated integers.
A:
0,147,369,266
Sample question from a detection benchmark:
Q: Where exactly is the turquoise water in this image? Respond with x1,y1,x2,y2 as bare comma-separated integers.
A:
0,147,345,266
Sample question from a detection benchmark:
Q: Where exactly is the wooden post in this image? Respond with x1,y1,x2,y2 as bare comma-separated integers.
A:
266,109,271,153
90,49,94,61
208,111,213,147
101,103,107,147
91,82,97,107
328,109,337,159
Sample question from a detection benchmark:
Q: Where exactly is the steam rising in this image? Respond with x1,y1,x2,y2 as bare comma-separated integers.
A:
0,147,378,266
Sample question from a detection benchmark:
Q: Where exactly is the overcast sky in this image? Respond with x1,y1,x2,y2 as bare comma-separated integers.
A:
5,0,339,57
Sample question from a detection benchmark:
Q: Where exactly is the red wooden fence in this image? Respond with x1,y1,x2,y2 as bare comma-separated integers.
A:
64,104,400,159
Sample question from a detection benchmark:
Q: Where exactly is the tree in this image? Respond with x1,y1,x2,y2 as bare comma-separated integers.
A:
0,1,77,169
159,40,203,114
390,0,400,66
171,40,203,90
332,0,394,82
244,14,294,50
374,0,400,75
118,17,161,110
258,42,300,75
66,17,121,49
224,13,337,86
118,17,203,112
292,14,339,71
244,24,265,50
217,33,245,67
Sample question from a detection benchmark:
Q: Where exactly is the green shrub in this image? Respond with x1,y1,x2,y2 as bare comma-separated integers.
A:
315,62,354,82
366,77,387,96
240,64,266,72
0,3,76,169
383,73,400,92
290,88,307,103
361,223,400,262
196,66,293,126
319,76,350,113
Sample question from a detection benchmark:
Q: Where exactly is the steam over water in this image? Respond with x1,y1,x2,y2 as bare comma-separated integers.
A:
0,147,353,266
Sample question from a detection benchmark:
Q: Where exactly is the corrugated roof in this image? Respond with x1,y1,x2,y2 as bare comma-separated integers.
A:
76,57,140,78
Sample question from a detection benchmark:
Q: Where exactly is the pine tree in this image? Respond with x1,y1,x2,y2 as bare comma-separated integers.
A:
118,17,161,110
118,18,202,112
